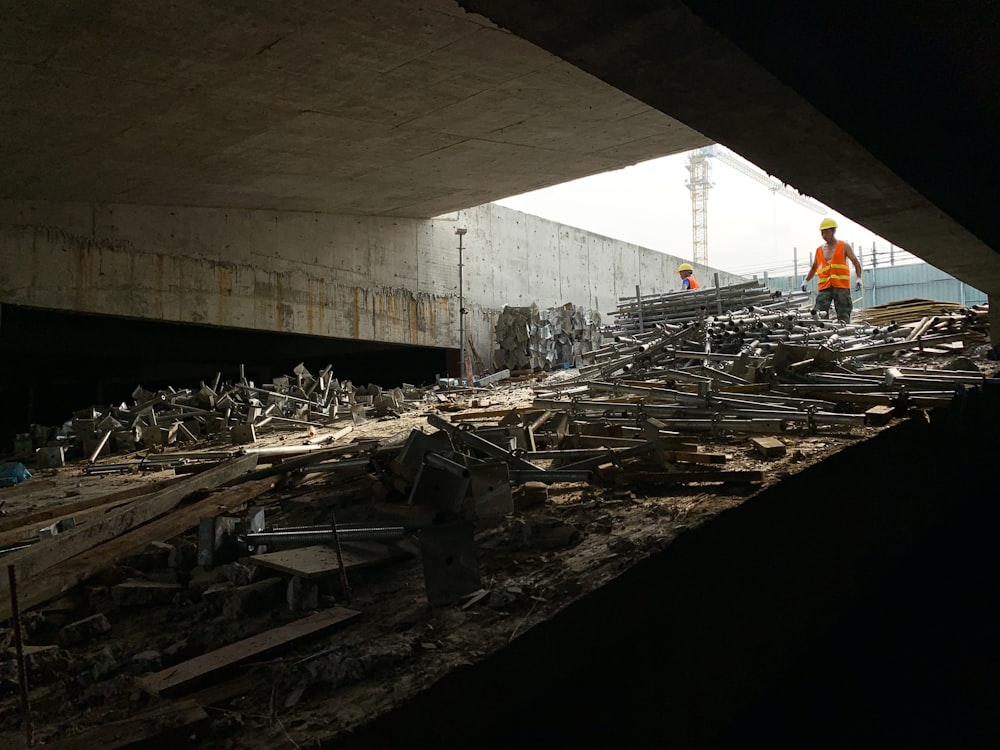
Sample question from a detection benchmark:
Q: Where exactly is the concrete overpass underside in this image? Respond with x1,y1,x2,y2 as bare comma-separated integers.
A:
1,0,706,216
2,2,1000,747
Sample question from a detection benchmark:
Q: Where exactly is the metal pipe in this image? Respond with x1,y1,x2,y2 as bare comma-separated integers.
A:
8,565,32,747
427,413,542,471
296,457,373,473
456,227,467,382
526,449,615,460
648,418,787,433
84,464,135,474
239,444,334,457
329,514,352,604
87,429,112,463
245,526,408,545
507,469,594,483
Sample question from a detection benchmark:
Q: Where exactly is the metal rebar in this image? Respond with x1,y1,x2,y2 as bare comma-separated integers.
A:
8,565,32,747
329,513,352,604
83,464,135,474
244,526,408,545
296,457,373,474
507,469,594,483
87,430,112,463
427,413,542,471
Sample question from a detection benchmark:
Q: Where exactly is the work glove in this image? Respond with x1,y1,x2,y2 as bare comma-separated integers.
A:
800,280,808,293
855,279,863,291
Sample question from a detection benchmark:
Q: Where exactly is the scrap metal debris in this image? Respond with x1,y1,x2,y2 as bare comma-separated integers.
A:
0,292,993,748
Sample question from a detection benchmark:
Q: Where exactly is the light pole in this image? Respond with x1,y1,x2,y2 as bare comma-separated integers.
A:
455,227,467,382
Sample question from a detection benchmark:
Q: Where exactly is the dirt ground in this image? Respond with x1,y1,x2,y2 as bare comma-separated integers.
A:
0,365,966,748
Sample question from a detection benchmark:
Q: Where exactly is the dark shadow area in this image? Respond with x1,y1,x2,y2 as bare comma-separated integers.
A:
331,386,999,749
0,304,449,448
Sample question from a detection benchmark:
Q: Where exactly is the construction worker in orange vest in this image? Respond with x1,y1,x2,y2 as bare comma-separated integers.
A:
801,217,863,322
677,263,700,290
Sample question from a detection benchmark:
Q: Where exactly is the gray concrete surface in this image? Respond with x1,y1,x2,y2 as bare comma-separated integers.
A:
0,199,743,358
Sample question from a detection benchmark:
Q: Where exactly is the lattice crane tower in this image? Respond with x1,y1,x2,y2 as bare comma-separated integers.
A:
685,145,826,265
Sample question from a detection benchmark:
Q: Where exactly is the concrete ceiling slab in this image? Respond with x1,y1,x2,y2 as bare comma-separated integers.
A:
1,0,708,217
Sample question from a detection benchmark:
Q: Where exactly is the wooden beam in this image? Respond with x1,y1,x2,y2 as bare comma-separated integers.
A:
0,455,258,619
5,477,276,618
137,607,360,697
0,479,182,549
42,699,207,749
0,478,178,534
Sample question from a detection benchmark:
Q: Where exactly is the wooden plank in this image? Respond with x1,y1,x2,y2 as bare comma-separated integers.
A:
662,450,728,464
247,542,403,579
0,480,181,548
137,607,360,697
864,404,896,426
0,455,258,620
184,676,256,708
43,699,207,749
450,406,538,421
0,478,178,534
4,477,275,618
615,470,765,485
750,437,787,459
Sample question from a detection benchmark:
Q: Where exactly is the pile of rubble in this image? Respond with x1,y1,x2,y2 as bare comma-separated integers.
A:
0,296,995,748
11,363,429,471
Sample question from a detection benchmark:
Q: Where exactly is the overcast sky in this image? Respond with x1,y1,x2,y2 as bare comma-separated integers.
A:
494,149,907,281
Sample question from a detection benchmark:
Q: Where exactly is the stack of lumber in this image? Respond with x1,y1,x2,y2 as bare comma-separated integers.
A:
493,302,602,371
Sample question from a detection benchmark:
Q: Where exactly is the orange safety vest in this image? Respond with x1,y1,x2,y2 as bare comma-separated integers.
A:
814,241,851,290
686,276,701,290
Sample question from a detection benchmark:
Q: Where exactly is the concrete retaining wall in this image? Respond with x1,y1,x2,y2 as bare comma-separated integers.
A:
0,199,744,360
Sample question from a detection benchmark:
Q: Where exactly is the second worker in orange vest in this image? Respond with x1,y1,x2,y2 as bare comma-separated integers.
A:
801,217,863,323
677,263,700,290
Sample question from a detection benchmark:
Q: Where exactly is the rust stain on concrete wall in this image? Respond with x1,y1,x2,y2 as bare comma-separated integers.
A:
74,242,92,310
352,287,361,339
274,274,287,331
217,265,232,326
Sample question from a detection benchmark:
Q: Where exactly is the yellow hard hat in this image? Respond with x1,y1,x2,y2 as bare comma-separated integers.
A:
819,217,838,231
677,263,694,273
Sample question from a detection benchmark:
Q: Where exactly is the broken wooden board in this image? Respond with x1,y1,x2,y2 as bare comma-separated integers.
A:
750,437,787,459
864,404,896,426
43,698,207,749
0,478,178,535
614,470,765,485
247,542,405,579
0,474,272,619
0,454,258,620
0,479,182,549
137,607,360,697
662,450,728,464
